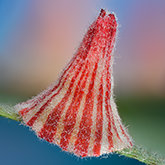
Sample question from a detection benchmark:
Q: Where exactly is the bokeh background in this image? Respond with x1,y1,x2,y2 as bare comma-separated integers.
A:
0,0,165,165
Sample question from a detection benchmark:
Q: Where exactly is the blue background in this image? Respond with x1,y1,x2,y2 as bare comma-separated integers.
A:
0,118,144,165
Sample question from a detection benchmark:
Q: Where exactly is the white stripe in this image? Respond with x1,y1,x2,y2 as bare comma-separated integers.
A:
100,58,110,155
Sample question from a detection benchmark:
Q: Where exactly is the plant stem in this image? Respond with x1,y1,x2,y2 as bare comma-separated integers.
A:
117,145,165,165
0,105,164,164
0,104,21,121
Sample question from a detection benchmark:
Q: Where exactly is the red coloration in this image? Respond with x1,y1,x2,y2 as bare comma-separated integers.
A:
93,76,103,156
16,9,133,157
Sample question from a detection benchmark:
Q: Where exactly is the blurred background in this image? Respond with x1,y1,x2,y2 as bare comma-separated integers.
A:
0,0,165,165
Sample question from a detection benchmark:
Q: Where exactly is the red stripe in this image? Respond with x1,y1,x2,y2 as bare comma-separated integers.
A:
93,76,103,156
19,108,28,116
59,62,90,150
119,123,133,147
20,20,97,117
104,62,114,149
74,61,99,157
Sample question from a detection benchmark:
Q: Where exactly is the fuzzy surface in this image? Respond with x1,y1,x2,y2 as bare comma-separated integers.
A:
15,9,133,157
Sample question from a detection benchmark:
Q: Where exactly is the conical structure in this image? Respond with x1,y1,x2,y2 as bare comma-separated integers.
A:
15,9,133,157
